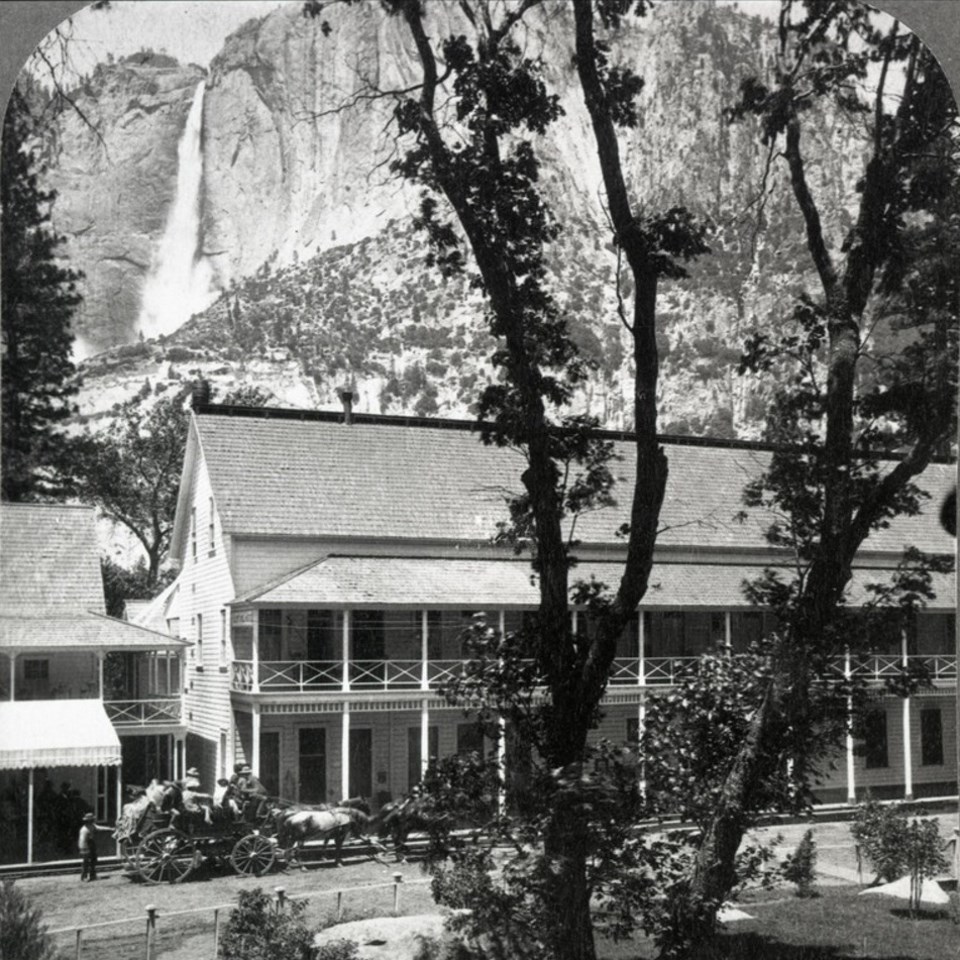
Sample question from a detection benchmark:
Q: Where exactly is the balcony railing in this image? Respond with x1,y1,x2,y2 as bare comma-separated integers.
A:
103,698,183,726
231,653,957,696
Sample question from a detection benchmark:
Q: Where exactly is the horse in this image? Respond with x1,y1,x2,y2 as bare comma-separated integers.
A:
275,805,372,869
372,795,445,862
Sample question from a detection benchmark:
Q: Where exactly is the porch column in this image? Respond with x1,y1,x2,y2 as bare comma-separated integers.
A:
97,653,105,700
27,768,34,864
844,647,856,804
497,610,507,816
638,612,645,687
165,653,172,696
341,704,351,800
8,654,15,701
902,628,914,800
115,763,123,857
341,610,351,693
251,609,260,693
420,699,430,781
724,612,733,654
252,707,261,775
421,610,429,692
179,652,187,722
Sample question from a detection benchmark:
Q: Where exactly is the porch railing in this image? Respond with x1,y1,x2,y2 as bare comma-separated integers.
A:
231,652,957,696
103,698,183,726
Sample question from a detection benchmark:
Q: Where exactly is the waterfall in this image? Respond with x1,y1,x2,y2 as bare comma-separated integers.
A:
138,80,215,340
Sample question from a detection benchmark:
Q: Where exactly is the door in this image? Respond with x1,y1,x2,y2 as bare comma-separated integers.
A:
349,728,373,799
298,728,327,803
260,731,281,798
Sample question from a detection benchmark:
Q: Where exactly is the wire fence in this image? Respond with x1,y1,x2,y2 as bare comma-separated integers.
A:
47,874,433,960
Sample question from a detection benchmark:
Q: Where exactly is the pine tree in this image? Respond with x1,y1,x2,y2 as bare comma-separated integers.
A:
1,85,81,501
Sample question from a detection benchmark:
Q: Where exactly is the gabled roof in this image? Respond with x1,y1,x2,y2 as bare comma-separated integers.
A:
1,503,106,616
233,554,955,612
174,408,955,559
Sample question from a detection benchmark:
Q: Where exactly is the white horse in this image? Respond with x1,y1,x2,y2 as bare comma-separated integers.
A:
276,806,371,869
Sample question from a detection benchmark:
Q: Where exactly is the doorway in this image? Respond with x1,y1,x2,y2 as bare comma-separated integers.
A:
298,728,327,803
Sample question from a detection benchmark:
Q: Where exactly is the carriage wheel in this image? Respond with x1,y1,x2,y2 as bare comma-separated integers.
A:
135,828,197,884
230,834,276,877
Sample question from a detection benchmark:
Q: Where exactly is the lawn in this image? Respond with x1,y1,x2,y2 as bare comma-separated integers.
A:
597,887,960,960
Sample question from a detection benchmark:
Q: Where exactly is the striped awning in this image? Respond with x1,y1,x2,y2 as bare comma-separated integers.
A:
0,700,121,770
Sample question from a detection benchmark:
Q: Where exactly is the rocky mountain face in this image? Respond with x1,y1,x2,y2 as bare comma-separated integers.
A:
41,2,871,437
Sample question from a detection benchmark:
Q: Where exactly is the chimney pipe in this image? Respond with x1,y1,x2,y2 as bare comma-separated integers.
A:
192,379,212,410
340,390,354,425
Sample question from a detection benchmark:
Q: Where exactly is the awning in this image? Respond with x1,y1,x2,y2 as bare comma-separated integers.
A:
0,700,122,770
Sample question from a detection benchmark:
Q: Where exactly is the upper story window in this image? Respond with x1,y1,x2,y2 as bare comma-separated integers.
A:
209,497,216,555
862,709,888,769
190,507,197,560
196,613,204,668
261,609,283,660
220,609,227,667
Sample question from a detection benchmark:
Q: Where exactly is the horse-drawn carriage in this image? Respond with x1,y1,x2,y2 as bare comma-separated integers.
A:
114,781,279,883
114,782,374,883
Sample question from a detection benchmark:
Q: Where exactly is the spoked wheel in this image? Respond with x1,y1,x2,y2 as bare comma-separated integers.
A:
230,833,276,877
135,828,198,884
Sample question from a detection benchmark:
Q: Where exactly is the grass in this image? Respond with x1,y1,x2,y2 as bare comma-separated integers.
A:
597,887,960,960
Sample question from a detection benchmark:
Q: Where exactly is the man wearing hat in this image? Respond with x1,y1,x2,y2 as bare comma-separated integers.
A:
237,764,268,822
78,812,109,881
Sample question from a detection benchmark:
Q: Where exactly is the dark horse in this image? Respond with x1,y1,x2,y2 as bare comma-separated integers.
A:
372,795,447,862
275,798,374,868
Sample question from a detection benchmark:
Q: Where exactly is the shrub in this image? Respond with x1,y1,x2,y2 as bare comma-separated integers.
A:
315,940,359,960
851,798,909,883
902,818,948,918
0,880,58,960
218,888,314,960
782,829,817,897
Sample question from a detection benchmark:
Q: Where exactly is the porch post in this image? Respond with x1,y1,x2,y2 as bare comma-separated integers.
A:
97,653,105,700
845,647,856,804
27,768,34,864
8,654,15,701
341,704,351,800
420,699,430,781
724,611,732,654
902,628,913,800
252,609,260,693
115,763,123,857
497,610,507,817
421,610,429,692
252,707,261,775
638,612,645,687
165,653,172,696
341,610,351,693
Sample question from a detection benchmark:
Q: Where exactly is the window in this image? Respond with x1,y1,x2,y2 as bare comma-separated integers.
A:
190,506,197,560
863,710,888,769
24,659,49,680
626,717,640,743
920,708,943,766
307,610,336,660
261,609,283,660
353,611,385,660
220,609,227,667
208,497,216,554
196,613,204,667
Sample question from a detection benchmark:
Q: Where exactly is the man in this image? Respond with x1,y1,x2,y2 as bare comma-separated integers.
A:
237,764,268,822
78,812,109,881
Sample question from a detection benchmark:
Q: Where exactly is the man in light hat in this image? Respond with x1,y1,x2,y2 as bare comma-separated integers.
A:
78,812,109,881
237,764,268,822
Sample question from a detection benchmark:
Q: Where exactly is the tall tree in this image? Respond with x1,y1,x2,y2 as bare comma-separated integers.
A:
311,3,707,958
1,85,81,501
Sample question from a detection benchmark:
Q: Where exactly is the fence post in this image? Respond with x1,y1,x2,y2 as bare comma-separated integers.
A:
74,927,83,960
213,907,221,954
144,905,157,960
392,872,403,915
336,890,343,922
275,886,287,914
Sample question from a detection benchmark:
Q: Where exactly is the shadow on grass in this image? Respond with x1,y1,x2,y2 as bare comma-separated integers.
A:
716,931,938,960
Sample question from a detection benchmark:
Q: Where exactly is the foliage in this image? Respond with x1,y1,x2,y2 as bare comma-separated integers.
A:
903,817,949,918
782,830,817,898
218,888,314,960
100,557,175,619
314,940,359,960
68,390,191,585
0,880,58,960
1,85,81,502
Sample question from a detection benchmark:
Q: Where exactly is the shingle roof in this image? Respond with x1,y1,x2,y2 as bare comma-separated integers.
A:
195,413,955,556
0,614,190,652
0,504,106,616
234,555,955,611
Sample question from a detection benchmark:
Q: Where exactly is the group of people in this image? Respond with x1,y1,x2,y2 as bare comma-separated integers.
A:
179,762,269,825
